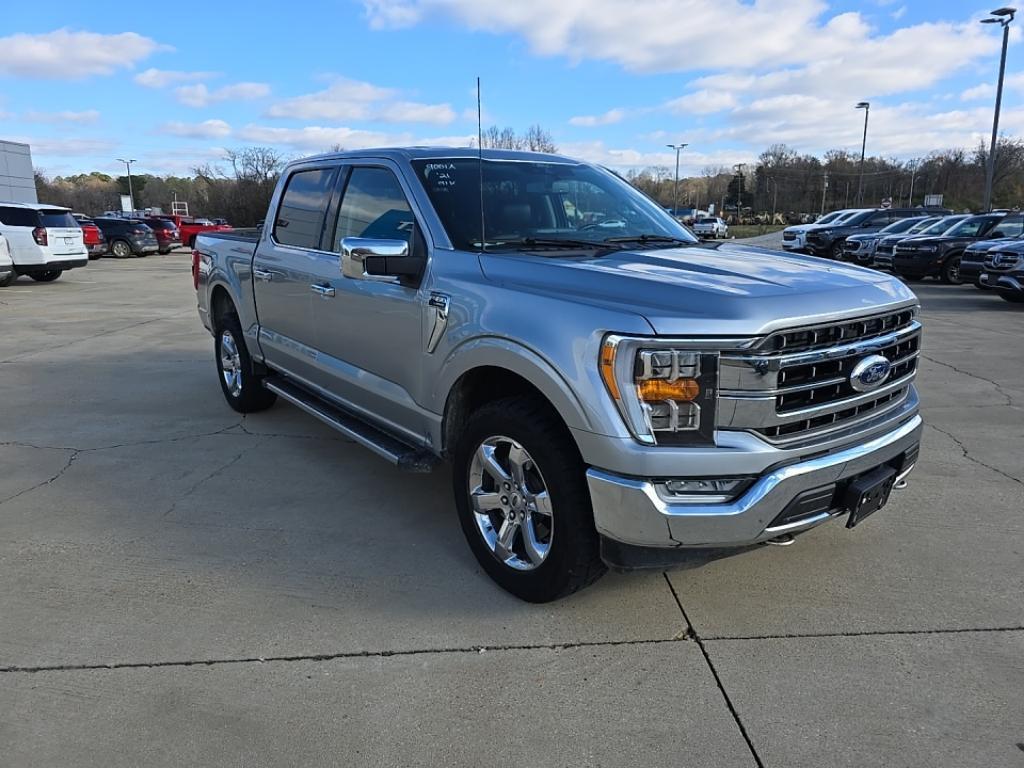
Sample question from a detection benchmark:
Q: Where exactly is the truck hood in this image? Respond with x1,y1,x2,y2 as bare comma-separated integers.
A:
479,244,916,336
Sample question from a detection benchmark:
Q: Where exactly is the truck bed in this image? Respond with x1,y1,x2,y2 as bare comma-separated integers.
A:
196,228,261,245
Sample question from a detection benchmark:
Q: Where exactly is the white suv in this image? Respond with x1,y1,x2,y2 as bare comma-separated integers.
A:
692,216,729,238
0,202,88,282
0,232,14,287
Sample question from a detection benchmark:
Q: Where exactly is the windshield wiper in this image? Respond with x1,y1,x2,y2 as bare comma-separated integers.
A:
603,234,695,246
485,237,611,251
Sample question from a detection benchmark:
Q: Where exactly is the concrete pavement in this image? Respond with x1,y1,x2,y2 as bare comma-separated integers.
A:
0,254,1021,766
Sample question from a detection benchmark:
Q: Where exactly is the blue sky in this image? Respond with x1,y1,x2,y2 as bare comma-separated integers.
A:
0,0,1020,178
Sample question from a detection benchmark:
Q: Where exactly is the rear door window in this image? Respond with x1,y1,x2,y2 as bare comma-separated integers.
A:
0,206,39,227
274,167,337,249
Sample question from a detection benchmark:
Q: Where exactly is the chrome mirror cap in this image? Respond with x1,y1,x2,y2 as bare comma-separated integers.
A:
340,237,409,280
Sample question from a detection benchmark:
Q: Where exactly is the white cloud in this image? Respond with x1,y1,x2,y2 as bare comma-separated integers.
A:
891,5,906,20
13,137,117,156
22,110,101,124
558,140,752,173
960,73,1024,101
134,68,217,88
265,77,456,124
569,108,625,127
665,89,737,115
160,119,232,139
0,29,166,79
176,82,270,108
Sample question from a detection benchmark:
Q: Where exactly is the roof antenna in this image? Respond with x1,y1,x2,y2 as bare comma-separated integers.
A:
477,76,485,253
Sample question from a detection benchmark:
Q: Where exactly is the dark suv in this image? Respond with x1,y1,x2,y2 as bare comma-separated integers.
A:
93,218,160,258
980,240,1024,303
892,213,1005,284
839,215,930,266
959,213,1024,288
873,215,964,271
132,217,181,254
805,207,949,259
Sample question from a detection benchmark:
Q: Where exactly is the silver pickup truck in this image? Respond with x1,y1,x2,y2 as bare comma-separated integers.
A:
193,148,923,602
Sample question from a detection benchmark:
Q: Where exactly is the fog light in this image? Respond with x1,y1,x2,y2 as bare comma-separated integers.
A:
656,477,753,503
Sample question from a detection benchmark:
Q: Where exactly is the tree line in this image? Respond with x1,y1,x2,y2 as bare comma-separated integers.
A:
33,130,1023,226
627,137,1024,222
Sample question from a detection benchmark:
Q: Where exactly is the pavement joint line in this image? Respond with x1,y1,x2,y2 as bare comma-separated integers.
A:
663,573,765,768
162,442,260,518
920,353,1015,407
702,625,1024,642
925,422,1024,488
0,636,692,675
0,450,80,507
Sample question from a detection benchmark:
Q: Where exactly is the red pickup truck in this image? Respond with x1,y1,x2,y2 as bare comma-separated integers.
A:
159,214,232,248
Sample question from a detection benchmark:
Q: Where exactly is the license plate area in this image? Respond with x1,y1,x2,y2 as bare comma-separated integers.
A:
844,465,897,528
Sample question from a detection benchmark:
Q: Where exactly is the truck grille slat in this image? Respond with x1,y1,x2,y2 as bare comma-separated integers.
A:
719,308,920,447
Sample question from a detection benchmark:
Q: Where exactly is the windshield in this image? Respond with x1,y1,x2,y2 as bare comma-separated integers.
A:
945,216,996,238
922,216,967,236
816,211,846,225
906,217,939,234
879,217,925,235
412,158,698,250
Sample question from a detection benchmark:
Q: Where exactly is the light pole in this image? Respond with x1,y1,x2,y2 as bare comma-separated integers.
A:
981,7,1016,211
907,159,918,207
117,158,137,213
733,163,745,219
666,143,688,217
855,102,870,205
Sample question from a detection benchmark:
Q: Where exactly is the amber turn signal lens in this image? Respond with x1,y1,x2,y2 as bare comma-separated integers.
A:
637,378,700,402
600,343,621,400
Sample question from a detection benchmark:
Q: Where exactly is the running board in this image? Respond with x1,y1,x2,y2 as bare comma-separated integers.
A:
263,376,438,472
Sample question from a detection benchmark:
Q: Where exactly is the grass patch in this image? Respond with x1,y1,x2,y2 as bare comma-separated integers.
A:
728,224,787,239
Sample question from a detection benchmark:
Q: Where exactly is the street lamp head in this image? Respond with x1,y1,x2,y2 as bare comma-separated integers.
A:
856,101,870,109
991,7,1016,17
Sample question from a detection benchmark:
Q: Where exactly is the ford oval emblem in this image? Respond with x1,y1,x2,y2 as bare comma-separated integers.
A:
849,354,893,392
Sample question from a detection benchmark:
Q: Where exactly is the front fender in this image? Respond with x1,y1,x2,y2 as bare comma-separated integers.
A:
433,336,597,435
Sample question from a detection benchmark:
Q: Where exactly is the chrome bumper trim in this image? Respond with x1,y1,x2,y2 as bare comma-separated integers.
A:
586,414,922,548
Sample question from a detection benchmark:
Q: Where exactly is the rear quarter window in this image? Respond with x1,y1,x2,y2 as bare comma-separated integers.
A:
0,207,40,227
39,210,78,228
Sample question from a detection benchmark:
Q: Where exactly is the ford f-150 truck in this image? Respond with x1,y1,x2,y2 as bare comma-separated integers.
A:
193,148,923,602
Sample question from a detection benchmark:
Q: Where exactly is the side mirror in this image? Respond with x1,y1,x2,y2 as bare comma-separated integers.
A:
340,237,421,281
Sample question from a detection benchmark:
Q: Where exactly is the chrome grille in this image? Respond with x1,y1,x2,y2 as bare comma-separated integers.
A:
719,308,921,447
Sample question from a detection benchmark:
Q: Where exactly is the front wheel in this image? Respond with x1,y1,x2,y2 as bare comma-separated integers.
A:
30,270,62,283
0,272,14,287
214,312,277,413
452,397,605,602
941,256,963,285
830,242,844,260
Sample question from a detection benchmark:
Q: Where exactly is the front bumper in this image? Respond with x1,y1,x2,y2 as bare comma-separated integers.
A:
981,272,1024,294
893,254,939,277
87,243,108,256
586,414,922,550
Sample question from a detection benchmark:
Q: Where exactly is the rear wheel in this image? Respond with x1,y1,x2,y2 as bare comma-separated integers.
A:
0,272,14,288
30,270,62,283
110,239,132,259
941,255,963,285
452,397,605,602
214,310,277,413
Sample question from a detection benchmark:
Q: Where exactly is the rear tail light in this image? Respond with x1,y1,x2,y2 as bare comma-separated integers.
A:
32,227,48,246
191,249,201,290
130,228,147,235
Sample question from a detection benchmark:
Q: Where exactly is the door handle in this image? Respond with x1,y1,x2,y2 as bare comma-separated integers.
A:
253,268,274,282
310,283,336,298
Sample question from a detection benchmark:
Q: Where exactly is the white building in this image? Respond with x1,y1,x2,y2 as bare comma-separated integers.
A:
0,141,38,204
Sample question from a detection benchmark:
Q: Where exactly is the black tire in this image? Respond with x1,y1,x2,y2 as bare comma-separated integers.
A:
999,292,1024,304
213,310,277,413
452,396,605,602
830,242,844,260
900,274,924,282
30,270,62,283
0,272,14,288
941,255,963,285
110,239,133,259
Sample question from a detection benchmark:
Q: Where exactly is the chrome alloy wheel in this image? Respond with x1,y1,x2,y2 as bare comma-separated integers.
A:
219,330,243,397
468,436,554,571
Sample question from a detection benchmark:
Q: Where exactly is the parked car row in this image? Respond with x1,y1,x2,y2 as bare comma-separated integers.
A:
783,207,1024,304
1,200,232,284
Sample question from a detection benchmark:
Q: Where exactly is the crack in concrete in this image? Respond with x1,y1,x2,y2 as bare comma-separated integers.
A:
0,422,244,454
0,636,689,675
927,423,1023,488
0,450,80,507
0,310,193,364
162,444,258,518
702,625,1024,642
663,573,765,768
920,353,1015,407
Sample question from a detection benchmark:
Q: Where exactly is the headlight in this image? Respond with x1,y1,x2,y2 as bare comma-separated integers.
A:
919,245,938,252
600,336,718,446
